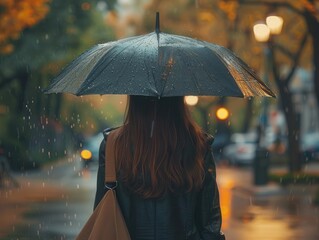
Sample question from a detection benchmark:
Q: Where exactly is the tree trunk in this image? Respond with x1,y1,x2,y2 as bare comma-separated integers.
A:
236,0,312,173
275,78,302,172
242,98,253,132
269,37,304,173
304,11,319,110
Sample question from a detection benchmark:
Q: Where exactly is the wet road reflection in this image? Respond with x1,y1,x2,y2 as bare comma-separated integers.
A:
1,160,318,239
218,167,319,240
0,157,96,239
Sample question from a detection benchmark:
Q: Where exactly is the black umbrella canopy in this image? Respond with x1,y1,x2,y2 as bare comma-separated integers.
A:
44,13,275,98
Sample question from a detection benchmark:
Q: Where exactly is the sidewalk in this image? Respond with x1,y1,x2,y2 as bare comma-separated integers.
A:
0,156,96,239
1,159,319,240
0,177,66,238
232,162,319,197
217,162,319,240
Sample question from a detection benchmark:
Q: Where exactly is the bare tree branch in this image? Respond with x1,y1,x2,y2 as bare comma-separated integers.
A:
273,43,294,59
268,31,308,84
226,0,304,16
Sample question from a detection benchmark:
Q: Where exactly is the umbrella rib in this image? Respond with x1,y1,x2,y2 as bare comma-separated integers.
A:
177,48,203,94
142,48,158,96
78,36,149,94
201,45,245,97
209,45,266,97
47,45,106,94
113,39,147,87
179,43,244,97
111,38,156,91
216,47,253,96
141,33,158,95
106,38,146,76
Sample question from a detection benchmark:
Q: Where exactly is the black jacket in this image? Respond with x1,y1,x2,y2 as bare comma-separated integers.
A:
94,129,225,240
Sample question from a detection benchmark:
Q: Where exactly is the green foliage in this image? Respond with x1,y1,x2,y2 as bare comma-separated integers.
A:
269,154,289,165
270,172,319,209
269,172,319,185
0,113,77,170
270,174,319,206
0,0,117,170
0,138,39,171
0,0,113,76
0,115,38,171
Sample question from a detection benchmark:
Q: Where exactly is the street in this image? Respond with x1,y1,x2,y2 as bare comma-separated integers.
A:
0,156,96,239
0,156,318,240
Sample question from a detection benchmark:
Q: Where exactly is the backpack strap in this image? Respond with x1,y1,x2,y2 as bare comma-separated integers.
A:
104,128,120,188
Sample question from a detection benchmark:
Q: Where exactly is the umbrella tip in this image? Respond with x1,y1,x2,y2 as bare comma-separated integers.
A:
155,12,160,33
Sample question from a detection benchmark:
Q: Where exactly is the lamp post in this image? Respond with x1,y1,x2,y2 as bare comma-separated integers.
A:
252,15,283,185
253,15,283,145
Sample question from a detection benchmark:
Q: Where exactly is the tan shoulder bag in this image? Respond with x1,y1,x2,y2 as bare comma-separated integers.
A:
76,130,131,240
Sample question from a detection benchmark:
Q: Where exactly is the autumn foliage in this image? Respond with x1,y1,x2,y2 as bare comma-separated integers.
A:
0,0,50,54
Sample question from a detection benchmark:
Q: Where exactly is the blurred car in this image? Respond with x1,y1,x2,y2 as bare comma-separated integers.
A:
301,132,319,162
223,132,257,165
211,133,231,160
80,133,104,164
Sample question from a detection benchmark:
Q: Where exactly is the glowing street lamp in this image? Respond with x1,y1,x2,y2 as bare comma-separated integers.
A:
252,14,284,186
266,15,284,35
253,15,283,42
216,107,229,121
253,14,284,130
253,22,270,42
185,96,198,106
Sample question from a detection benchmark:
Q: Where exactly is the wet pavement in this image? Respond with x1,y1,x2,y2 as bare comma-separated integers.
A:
218,166,319,240
0,157,319,240
0,156,96,239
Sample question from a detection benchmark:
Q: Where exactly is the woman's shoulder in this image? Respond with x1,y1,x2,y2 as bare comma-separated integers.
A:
102,126,121,140
203,132,214,145
98,126,122,166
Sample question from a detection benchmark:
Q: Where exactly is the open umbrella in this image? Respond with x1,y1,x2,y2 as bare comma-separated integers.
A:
44,13,275,98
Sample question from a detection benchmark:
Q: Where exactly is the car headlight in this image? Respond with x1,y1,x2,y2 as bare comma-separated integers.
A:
81,149,92,160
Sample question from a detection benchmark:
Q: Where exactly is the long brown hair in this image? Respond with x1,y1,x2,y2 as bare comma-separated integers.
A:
114,96,207,198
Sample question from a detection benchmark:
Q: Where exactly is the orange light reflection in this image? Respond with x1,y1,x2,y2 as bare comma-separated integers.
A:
218,177,234,230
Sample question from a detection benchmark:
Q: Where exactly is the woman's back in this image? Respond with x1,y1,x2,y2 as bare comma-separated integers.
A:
94,96,225,239
96,129,223,240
